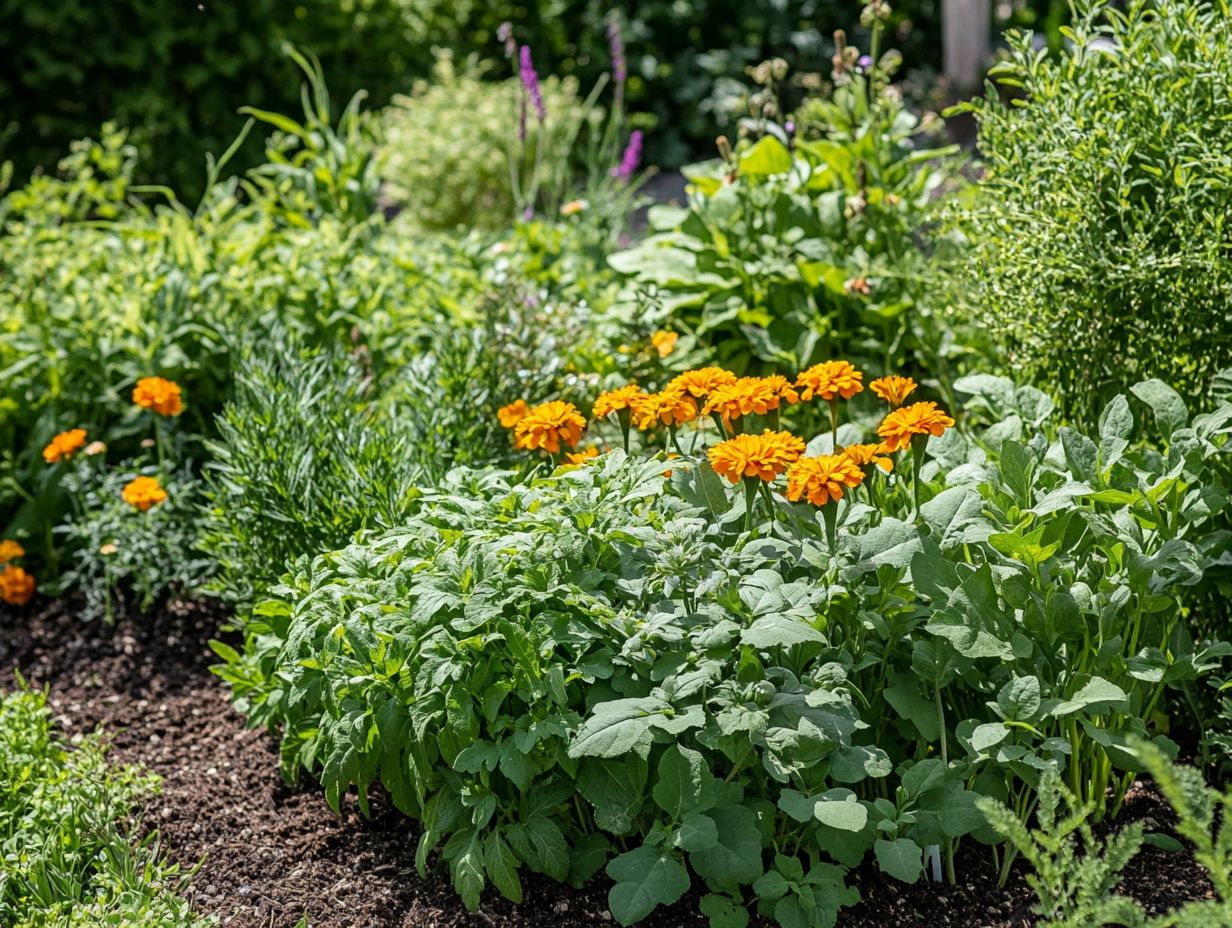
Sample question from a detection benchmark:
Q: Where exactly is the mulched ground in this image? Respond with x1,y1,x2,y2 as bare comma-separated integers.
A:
0,599,1217,928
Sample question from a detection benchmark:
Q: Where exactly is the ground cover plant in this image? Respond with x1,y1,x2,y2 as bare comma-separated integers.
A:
213,358,1232,927
0,685,209,927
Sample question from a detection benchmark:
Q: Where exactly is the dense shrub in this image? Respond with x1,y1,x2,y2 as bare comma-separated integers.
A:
0,687,207,927
953,0,1232,420
214,373,1232,925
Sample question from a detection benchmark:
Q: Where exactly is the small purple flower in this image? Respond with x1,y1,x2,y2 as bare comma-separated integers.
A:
498,22,516,59
607,14,626,106
785,120,796,135
523,206,535,222
857,54,873,70
611,130,643,182
519,46,547,123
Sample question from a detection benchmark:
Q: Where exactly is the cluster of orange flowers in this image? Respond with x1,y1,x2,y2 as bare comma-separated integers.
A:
495,363,954,524
132,376,184,417
121,475,168,511
0,539,35,606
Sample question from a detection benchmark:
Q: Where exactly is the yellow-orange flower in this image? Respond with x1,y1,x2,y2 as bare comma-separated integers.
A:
43,428,87,464
513,400,586,454
133,376,184,417
122,475,168,511
0,540,24,564
0,565,35,606
560,198,589,216
702,377,792,425
565,447,601,466
631,388,698,430
877,401,955,452
651,330,679,358
593,385,645,419
870,375,918,407
843,443,894,474
786,454,865,506
667,367,737,400
498,400,531,429
796,361,864,402
708,430,806,484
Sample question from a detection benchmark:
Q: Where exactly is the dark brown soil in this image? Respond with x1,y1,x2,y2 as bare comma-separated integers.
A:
0,599,1218,928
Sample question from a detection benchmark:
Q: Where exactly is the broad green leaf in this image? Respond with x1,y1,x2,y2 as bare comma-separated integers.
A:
874,837,924,883
883,676,941,741
607,846,691,925
689,805,764,887
569,697,671,758
814,796,869,832
920,486,991,548
484,831,523,903
1131,379,1189,439
829,745,892,783
699,893,750,928
925,564,1014,660
997,676,1042,722
738,135,793,176
577,757,648,834
676,812,720,851
1052,677,1129,717
653,745,711,819
568,832,613,886
741,613,825,649
1098,394,1133,472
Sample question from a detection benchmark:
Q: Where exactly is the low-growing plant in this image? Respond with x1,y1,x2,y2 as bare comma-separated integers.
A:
0,685,210,927
979,740,1232,927
213,363,1232,927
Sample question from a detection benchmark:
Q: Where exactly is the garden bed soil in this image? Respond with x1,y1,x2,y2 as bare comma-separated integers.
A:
0,600,1217,928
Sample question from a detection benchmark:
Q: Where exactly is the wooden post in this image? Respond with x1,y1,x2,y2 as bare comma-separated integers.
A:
943,0,991,91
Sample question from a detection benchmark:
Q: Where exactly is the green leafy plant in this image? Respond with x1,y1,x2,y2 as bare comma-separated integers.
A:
951,0,1232,419
0,685,210,927
212,371,1232,927
609,24,962,382
979,740,1232,927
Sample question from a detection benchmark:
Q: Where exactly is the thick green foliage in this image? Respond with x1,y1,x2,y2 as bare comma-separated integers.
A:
0,687,209,927
954,0,1232,420
609,69,963,383
215,378,1232,926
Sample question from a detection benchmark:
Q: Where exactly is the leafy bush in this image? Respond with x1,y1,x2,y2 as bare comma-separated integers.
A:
0,686,209,927
214,370,1232,926
609,44,963,385
382,54,588,231
952,0,1232,420
980,740,1232,927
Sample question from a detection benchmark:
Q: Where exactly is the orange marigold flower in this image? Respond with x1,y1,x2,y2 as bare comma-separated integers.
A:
631,388,698,430
43,428,87,464
667,367,737,400
869,375,918,407
498,400,531,429
702,377,792,424
708,430,806,484
651,330,679,358
0,564,35,606
122,475,168,511
513,400,586,454
877,401,955,452
786,454,866,506
796,361,864,402
133,376,184,417
565,447,601,466
843,443,894,474
0,540,24,564
593,385,645,419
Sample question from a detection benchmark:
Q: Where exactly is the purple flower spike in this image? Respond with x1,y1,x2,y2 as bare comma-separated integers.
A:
858,54,873,70
520,46,547,123
607,14,626,106
498,22,516,58
612,129,643,182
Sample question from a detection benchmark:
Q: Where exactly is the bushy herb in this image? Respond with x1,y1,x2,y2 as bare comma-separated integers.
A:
952,0,1232,419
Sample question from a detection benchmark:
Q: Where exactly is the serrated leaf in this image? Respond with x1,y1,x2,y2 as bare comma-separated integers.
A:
874,837,924,883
